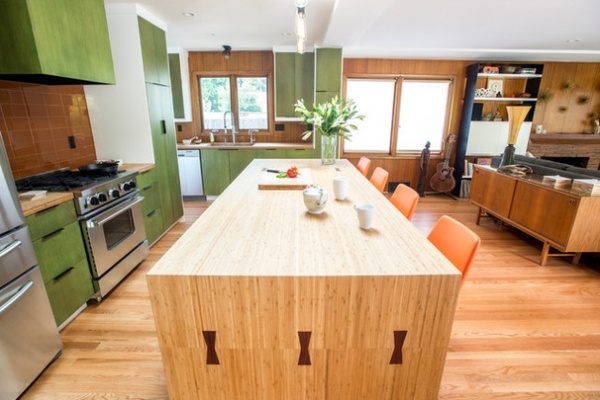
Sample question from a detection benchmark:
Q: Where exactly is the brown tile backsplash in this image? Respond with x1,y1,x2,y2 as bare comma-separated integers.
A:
0,80,97,179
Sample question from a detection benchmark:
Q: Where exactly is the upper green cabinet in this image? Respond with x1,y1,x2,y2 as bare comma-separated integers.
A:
0,0,115,85
168,54,185,119
315,48,342,94
275,52,314,119
138,16,170,86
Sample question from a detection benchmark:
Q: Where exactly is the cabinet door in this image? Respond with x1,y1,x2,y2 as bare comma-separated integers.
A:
169,54,185,119
146,84,183,231
229,150,258,182
201,150,231,195
509,181,578,246
138,17,170,86
315,48,342,93
0,0,114,84
469,167,516,218
26,200,77,241
275,52,314,119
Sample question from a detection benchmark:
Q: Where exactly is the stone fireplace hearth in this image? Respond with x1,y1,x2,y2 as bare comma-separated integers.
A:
528,134,600,170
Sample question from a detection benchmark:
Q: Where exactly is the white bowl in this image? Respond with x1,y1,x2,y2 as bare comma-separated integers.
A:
182,139,193,145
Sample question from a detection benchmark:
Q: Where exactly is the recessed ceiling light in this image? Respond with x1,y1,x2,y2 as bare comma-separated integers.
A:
182,12,196,17
566,38,582,43
281,32,293,37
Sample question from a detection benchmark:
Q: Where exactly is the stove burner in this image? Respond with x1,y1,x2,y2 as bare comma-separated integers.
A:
16,169,120,192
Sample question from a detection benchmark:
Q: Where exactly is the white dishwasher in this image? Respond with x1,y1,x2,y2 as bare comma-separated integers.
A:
177,150,204,198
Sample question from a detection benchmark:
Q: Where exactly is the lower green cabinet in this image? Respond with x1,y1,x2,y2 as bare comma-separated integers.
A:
44,258,94,327
137,168,164,246
26,200,94,328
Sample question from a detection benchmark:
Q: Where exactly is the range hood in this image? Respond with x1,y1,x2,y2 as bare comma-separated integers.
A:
0,0,115,85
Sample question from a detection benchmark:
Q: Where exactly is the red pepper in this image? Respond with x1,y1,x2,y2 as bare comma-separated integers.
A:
287,166,298,178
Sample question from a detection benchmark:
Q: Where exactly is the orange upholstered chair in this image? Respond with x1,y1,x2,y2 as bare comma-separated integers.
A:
369,167,389,193
390,184,419,221
427,215,480,287
356,157,371,177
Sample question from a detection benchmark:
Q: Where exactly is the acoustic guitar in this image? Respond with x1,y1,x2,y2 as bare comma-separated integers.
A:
430,135,456,193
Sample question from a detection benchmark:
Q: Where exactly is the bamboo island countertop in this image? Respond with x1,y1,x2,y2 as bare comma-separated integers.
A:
177,142,313,150
148,158,458,278
146,158,461,399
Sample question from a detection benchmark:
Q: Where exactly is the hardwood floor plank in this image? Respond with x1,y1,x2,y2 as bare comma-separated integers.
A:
20,196,600,399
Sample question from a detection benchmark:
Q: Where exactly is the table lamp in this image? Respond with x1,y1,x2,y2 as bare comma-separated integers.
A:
499,105,531,167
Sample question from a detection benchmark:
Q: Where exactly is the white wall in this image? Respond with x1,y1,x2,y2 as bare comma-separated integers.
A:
84,4,162,163
467,121,532,156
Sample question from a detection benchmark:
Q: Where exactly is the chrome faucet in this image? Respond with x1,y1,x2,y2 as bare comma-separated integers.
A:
223,111,237,144
248,129,258,144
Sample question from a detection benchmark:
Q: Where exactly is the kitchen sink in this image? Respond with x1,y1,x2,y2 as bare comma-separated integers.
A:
209,142,255,147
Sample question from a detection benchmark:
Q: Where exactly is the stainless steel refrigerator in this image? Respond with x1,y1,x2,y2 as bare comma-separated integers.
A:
0,132,62,400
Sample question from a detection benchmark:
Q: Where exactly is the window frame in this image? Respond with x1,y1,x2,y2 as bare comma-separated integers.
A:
197,71,273,133
341,73,456,157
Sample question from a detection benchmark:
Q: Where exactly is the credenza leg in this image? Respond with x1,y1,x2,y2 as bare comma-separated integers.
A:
540,243,550,266
573,252,582,265
475,207,482,225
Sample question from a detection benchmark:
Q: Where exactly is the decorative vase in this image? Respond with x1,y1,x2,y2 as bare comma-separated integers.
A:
498,105,531,168
321,135,337,165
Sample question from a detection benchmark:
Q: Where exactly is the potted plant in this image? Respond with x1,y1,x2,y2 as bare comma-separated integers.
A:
294,96,364,164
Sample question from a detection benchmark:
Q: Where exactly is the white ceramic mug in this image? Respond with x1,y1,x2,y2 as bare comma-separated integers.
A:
354,204,375,229
303,186,328,214
333,176,350,200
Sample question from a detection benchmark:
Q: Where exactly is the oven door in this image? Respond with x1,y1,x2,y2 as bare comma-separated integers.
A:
82,195,146,278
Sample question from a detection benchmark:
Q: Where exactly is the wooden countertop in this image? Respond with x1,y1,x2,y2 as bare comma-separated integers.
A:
177,142,314,150
20,192,73,217
121,163,155,173
149,158,458,277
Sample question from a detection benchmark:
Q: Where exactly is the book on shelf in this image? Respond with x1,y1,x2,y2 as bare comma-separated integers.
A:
571,179,600,196
542,175,571,189
474,157,492,166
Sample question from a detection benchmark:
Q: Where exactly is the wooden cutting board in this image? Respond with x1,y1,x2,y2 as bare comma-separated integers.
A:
258,168,313,190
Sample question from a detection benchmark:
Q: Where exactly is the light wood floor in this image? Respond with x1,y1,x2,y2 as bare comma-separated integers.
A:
22,195,600,399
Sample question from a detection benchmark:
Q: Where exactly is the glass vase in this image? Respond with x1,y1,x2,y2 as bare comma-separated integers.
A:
321,135,337,165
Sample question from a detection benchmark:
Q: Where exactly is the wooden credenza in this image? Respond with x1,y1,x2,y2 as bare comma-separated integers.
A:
470,166,600,264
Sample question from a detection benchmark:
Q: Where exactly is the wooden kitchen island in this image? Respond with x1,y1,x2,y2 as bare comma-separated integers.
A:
147,159,461,400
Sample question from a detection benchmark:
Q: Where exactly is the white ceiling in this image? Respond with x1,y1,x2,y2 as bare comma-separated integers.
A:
105,0,600,62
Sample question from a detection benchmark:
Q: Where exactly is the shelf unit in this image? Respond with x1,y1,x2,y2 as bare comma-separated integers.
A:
452,62,544,196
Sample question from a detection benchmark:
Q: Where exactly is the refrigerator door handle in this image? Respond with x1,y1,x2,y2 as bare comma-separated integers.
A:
0,239,22,260
0,280,33,315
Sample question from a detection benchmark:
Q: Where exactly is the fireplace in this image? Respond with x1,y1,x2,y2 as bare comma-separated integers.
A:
541,156,589,168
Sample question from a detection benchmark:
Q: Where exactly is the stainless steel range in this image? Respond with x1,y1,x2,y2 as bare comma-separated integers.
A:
16,168,149,301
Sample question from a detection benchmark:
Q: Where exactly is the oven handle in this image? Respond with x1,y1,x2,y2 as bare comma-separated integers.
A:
0,280,33,315
85,196,144,228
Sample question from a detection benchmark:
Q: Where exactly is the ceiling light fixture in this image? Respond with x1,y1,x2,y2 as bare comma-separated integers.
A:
222,45,232,59
294,0,307,54
182,12,196,17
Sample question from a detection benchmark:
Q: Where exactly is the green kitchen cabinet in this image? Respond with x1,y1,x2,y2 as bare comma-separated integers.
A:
137,167,164,246
146,83,184,231
138,16,170,86
201,150,232,196
168,54,185,119
26,200,94,328
229,149,260,182
315,48,342,94
275,52,314,119
0,0,115,84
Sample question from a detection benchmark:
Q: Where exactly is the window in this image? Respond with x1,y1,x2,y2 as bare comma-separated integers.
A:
199,76,269,131
343,77,453,155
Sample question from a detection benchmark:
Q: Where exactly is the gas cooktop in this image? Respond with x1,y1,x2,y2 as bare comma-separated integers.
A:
15,168,139,215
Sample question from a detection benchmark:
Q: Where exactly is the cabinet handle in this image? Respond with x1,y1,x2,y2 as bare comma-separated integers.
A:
37,204,59,214
569,199,577,206
390,330,408,365
41,227,64,240
53,266,74,281
161,120,167,134
202,331,220,365
147,209,157,217
143,184,154,191
298,331,312,366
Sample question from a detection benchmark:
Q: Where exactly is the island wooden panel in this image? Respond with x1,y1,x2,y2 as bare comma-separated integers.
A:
147,159,461,400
